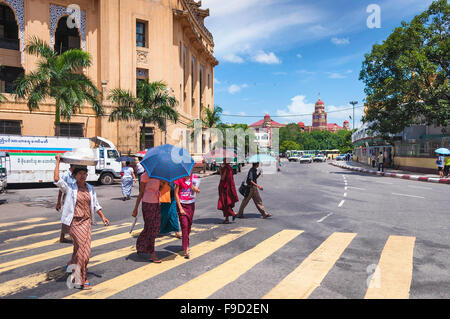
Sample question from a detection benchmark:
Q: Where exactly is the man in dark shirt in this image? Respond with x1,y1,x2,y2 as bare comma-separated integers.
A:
236,162,272,219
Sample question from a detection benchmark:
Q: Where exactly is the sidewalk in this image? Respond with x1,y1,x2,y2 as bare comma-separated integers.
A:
330,160,450,185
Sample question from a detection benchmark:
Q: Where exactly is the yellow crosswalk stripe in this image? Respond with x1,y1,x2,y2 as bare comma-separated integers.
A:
65,227,256,299
0,231,200,297
160,229,303,299
0,223,135,257
263,232,357,299
0,225,213,275
0,221,61,234
364,235,415,299
0,217,47,229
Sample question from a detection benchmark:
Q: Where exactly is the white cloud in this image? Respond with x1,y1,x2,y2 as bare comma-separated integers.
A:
222,53,245,64
214,77,221,84
328,72,347,79
238,112,247,116
331,37,350,45
296,53,303,59
276,95,315,124
275,95,364,127
228,84,248,94
251,51,282,64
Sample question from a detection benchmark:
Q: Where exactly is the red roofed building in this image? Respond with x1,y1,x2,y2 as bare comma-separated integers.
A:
249,114,286,153
301,99,350,133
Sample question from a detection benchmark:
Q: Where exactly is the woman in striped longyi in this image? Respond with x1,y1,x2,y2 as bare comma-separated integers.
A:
54,155,110,290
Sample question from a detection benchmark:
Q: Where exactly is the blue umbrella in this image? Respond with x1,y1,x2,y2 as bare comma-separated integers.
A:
248,154,277,163
435,148,450,155
140,144,194,182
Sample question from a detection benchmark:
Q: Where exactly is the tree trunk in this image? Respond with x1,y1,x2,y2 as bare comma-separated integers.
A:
140,119,146,150
55,103,61,136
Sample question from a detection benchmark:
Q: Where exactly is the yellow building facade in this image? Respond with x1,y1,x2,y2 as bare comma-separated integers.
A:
0,0,218,154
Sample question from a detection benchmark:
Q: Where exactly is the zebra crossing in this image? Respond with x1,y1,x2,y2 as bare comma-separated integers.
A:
0,216,417,299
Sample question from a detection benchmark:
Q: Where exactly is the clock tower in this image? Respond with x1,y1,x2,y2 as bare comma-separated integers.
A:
312,99,327,130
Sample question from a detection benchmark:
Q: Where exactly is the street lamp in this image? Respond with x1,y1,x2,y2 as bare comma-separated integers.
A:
349,101,358,130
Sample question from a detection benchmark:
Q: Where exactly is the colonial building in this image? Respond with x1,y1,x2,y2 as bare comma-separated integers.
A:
249,114,285,153
0,0,218,154
299,99,350,133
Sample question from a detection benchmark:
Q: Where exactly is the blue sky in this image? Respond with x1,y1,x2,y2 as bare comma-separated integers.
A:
202,0,435,128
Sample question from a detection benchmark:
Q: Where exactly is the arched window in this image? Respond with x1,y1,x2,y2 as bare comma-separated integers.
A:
0,3,18,50
0,4,23,93
54,16,80,54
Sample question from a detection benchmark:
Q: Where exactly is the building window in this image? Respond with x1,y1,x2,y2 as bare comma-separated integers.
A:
191,56,196,107
136,68,149,95
199,64,204,113
0,66,24,93
142,127,154,149
0,120,21,135
58,123,84,137
136,21,147,48
54,16,81,54
0,4,19,51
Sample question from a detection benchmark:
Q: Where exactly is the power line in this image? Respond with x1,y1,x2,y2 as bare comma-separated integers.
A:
221,105,364,118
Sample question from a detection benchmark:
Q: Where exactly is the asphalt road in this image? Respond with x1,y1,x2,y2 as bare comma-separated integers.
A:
0,161,448,299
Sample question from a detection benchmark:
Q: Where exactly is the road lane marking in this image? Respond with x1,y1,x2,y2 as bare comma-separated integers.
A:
0,218,47,229
317,213,333,223
344,193,347,197
160,230,303,299
0,228,212,298
365,236,415,299
392,193,425,199
0,224,213,275
65,227,256,299
338,200,345,207
0,223,135,257
347,186,366,191
263,232,357,299
0,221,61,234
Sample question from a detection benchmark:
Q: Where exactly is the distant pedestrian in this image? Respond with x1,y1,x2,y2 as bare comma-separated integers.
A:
121,161,136,201
236,162,272,219
132,172,163,263
159,181,182,239
54,155,110,290
371,154,376,168
377,152,384,172
444,156,450,178
437,155,445,178
56,164,75,243
217,158,239,224
175,173,200,259
136,160,145,191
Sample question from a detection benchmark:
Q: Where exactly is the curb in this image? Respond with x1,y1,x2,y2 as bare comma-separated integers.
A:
329,162,450,185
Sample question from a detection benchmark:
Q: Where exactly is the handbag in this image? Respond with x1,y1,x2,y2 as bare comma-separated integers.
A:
239,181,250,198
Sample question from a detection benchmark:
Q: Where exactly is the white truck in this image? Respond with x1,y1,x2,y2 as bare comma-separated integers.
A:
0,135,122,185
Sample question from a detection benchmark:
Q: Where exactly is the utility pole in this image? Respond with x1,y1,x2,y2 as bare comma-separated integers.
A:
349,101,358,130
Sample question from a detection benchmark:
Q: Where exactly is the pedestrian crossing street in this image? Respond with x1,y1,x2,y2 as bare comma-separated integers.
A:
0,216,416,299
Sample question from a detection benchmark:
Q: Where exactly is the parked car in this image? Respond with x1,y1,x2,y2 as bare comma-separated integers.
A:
288,155,301,162
336,154,347,161
313,154,327,162
299,155,313,164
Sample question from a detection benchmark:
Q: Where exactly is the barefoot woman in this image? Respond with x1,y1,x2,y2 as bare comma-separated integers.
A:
54,155,110,290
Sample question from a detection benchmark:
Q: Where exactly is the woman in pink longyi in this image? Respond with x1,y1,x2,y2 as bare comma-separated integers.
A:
174,173,200,259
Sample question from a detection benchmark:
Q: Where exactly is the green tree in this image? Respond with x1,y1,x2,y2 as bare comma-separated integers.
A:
360,0,449,136
14,37,103,136
108,80,179,149
280,140,300,154
188,105,223,150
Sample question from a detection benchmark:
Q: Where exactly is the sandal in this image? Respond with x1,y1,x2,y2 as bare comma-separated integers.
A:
82,281,92,290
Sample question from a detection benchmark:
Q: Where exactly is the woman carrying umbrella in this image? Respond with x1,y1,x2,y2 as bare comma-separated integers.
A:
217,158,239,224
132,171,163,263
159,181,182,238
53,155,110,290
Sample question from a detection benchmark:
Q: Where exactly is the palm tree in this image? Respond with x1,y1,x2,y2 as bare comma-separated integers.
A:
188,105,223,151
108,80,179,150
14,37,103,136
